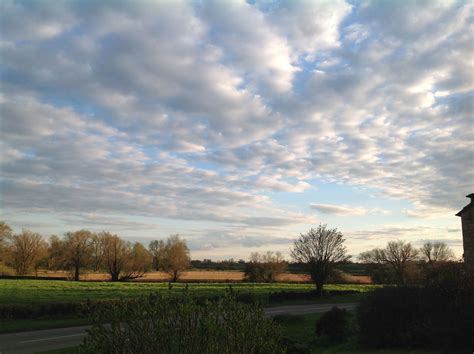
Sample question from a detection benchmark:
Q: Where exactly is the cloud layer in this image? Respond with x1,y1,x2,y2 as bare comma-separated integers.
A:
1,0,472,258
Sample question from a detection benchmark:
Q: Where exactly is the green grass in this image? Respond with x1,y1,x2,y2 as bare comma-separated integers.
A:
0,279,380,305
277,313,439,354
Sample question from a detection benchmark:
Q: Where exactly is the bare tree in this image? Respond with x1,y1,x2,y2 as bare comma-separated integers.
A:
359,241,419,284
163,234,191,282
91,233,106,272
102,233,130,281
420,242,454,266
291,224,350,297
245,251,287,282
0,221,13,263
149,239,167,271
47,235,66,271
63,230,94,281
8,230,46,275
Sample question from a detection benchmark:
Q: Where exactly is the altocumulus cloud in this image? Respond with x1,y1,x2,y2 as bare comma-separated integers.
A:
0,0,472,258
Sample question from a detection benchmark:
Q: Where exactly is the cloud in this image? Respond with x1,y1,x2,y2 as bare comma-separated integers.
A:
0,0,472,258
310,203,367,216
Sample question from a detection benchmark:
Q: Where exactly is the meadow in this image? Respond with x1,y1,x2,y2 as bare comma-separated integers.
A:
0,279,379,305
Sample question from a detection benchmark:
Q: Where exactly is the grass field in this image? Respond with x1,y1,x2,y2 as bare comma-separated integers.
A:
0,279,379,305
30,269,372,284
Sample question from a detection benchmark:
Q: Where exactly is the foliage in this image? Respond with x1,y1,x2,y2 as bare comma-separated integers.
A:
80,293,285,354
357,275,474,352
149,235,191,281
291,224,350,297
316,306,353,343
245,251,287,282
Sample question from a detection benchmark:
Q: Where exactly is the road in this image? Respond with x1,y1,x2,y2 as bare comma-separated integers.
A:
0,303,357,354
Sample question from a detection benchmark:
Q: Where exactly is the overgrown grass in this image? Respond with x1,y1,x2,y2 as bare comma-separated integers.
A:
0,279,379,305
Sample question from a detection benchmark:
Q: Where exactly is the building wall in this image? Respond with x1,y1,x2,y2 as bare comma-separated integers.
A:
461,206,474,271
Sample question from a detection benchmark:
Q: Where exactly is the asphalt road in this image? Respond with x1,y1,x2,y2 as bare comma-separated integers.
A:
0,303,358,354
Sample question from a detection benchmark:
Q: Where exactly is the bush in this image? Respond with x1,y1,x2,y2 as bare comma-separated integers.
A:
316,306,352,342
81,293,285,354
357,276,474,352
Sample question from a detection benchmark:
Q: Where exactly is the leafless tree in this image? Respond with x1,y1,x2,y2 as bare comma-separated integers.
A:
47,235,65,271
102,233,130,281
91,233,106,272
8,230,46,275
0,221,13,263
359,241,419,284
149,239,167,271
101,233,151,281
420,242,454,266
291,224,350,297
245,251,287,282
63,230,94,281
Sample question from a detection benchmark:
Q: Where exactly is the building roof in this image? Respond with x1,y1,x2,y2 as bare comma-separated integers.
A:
456,193,474,217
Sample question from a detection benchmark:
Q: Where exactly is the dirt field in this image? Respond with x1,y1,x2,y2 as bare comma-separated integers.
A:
35,269,372,283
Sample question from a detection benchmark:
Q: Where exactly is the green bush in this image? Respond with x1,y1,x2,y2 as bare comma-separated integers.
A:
80,293,285,354
315,306,352,342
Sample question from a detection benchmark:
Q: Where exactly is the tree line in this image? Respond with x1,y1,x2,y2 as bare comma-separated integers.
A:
0,221,458,292
0,221,191,281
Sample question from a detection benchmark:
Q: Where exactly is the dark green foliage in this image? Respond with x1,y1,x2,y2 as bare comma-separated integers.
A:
80,293,285,354
269,289,358,302
357,276,474,352
315,306,352,342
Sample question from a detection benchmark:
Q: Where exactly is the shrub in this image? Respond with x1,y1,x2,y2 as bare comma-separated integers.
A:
316,306,352,342
80,293,285,354
357,276,474,352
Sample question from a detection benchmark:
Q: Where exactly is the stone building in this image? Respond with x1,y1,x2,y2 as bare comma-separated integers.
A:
456,193,474,271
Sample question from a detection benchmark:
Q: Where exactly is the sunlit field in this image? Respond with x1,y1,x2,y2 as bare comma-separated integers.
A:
0,279,379,305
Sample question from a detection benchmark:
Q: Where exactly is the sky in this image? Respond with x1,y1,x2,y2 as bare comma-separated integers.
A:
0,0,473,260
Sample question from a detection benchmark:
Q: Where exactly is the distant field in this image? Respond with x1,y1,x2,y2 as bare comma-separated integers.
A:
32,269,372,284
0,279,379,305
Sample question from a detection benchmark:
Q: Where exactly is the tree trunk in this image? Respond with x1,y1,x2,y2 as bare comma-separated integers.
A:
74,266,80,281
111,271,119,282
315,281,324,298
172,270,178,282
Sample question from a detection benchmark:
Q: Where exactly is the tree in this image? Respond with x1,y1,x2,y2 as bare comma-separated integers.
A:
291,224,350,297
245,251,287,282
359,241,419,285
91,233,106,272
63,230,94,281
420,242,454,266
149,239,167,271
47,235,66,271
101,234,151,281
128,242,153,279
102,233,131,281
162,234,191,282
0,221,13,263
8,230,46,275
